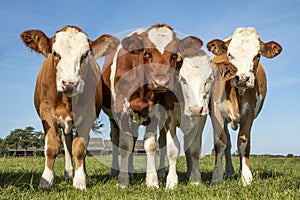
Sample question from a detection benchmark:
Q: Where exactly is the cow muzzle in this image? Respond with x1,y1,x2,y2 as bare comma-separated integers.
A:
187,105,208,116
59,79,83,97
232,74,253,89
149,75,171,92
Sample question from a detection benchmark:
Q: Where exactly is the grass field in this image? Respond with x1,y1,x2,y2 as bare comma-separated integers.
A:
0,155,299,200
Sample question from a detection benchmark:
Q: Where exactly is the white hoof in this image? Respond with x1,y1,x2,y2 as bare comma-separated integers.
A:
241,167,253,186
73,167,86,190
146,173,159,188
166,174,178,189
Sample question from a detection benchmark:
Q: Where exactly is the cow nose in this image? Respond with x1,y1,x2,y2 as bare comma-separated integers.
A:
62,80,78,91
153,79,169,87
235,75,250,87
188,106,204,116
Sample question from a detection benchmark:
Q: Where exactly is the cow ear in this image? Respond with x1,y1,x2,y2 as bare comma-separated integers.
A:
260,41,282,58
122,33,144,54
20,30,51,57
90,34,120,58
215,62,237,80
179,36,203,57
207,39,228,56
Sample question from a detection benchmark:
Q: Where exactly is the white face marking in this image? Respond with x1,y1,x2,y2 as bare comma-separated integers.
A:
53,27,90,94
148,27,173,54
227,27,260,88
179,51,213,116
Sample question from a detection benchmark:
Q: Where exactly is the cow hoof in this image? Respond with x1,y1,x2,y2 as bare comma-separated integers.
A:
39,177,53,189
166,175,178,189
110,168,119,178
158,168,166,179
211,167,224,186
225,169,235,178
118,172,129,186
73,170,86,190
73,176,86,190
39,168,54,189
146,173,159,188
241,168,253,186
64,169,74,179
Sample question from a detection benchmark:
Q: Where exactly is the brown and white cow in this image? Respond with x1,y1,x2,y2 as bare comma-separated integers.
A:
207,27,282,185
157,49,214,189
21,26,118,190
101,24,202,188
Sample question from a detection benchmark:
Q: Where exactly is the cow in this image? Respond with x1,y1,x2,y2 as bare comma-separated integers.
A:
101,24,203,188
20,26,118,190
157,49,214,189
206,27,282,185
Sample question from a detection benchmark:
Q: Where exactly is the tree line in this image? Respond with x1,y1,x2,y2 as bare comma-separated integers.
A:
0,126,44,157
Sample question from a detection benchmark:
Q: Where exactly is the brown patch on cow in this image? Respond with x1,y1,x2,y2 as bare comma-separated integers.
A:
260,40,282,58
21,30,52,56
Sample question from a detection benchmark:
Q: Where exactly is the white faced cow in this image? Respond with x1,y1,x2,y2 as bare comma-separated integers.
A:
21,26,118,190
101,24,203,188
157,49,214,189
207,27,282,185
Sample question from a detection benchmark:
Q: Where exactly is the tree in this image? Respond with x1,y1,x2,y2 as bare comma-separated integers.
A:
5,126,44,157
5,129,23,157
0,138,8,157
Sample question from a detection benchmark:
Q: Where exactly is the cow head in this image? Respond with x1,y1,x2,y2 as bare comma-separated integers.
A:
121,24,203,92
207,27,282,94
179,50,214,116
21,26,119,97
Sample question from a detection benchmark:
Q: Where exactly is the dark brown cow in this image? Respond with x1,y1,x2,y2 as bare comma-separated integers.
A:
207,27,282,185
101,24,202,188
21,26,118,190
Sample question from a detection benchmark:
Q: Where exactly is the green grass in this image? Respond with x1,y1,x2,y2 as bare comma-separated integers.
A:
0,155,299,199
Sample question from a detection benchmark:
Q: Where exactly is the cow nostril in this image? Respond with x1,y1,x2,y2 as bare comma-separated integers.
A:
245,76,250,82
199,106,204,114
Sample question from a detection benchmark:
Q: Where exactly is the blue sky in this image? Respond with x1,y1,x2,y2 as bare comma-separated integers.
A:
0,0,299,155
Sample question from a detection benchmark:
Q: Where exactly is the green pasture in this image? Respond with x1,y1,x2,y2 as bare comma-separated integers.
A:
0,155,299,199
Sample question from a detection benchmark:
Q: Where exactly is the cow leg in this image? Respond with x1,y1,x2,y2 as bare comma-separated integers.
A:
118,131,134,186
210,113,227,185
72,133,89,190
224,125,235,177
128,136,137,178
158,127,166,179
238,114,254,186
144,117,159,188
118,116,138,186
110,119,120,178
62,130,73,179
166,124,180,189
39,126,60,189
184,116,206,184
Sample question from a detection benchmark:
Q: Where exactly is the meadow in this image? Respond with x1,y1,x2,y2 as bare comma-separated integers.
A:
0,155,299,200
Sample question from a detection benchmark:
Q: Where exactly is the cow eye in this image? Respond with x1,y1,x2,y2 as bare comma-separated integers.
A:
80,50,90,63
52,51,61,60
144,51,152,59
171,54,178,60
